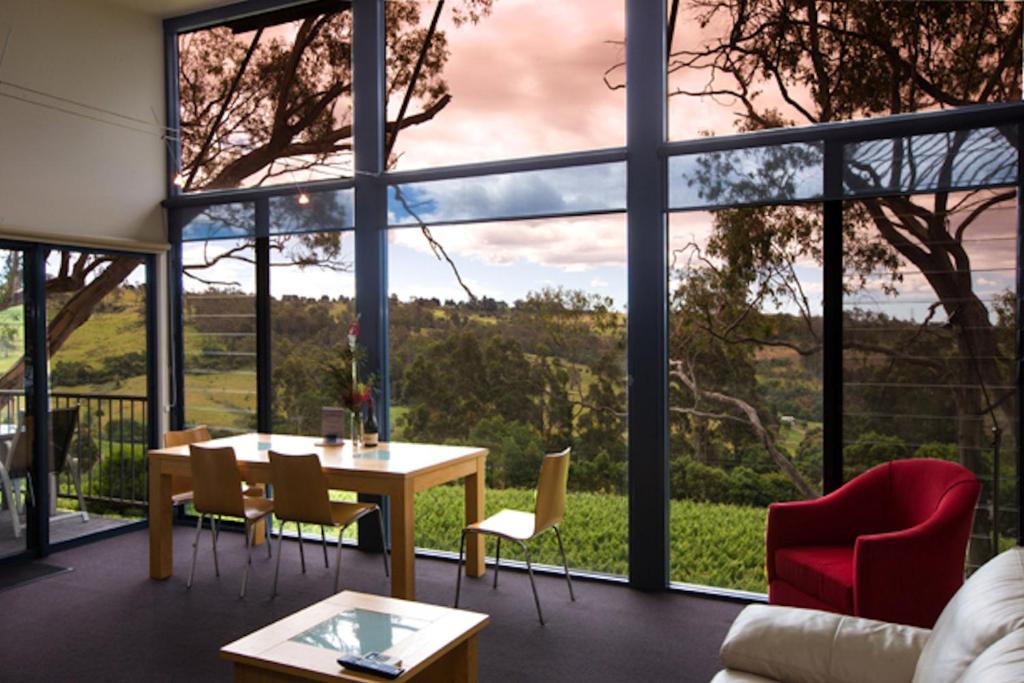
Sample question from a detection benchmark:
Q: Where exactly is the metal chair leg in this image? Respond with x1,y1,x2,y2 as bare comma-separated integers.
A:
334,527,345,593
493,537,501,589
320,525,329,568
298,525,306,573
271,523,285,598
266,517,273,559
521,542,545,626
210,516,220,577
73,462,89,522
187,513,203,589
454,529,467,608
376,508,390,578
553,526,575,601
240,521,255,599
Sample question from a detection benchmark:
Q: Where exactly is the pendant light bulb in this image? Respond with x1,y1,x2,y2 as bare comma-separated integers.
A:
297,192,310,205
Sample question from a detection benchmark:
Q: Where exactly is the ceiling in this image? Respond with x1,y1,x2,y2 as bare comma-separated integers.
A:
96,0,239,18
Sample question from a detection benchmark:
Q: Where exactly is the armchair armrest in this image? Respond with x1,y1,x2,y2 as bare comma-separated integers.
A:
854,479,980,626
720,604,929,683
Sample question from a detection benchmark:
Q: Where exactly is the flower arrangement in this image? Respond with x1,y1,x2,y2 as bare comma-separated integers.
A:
327,316,376,438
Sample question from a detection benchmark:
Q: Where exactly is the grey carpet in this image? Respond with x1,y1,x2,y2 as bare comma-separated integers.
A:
0,526,742,682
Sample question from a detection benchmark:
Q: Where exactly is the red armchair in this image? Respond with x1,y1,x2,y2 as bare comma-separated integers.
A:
766,459,980,628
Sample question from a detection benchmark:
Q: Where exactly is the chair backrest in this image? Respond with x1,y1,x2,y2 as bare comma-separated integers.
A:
49,406,79,474
885,459,979,530
268,451,333,525
533,447,571,535
5,407,81,476
188,444,244,517
164,425,211,448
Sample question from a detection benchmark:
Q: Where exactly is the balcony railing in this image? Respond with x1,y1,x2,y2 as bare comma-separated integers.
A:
0,390,149,511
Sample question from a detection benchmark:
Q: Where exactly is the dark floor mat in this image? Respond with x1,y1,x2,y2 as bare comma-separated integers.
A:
0,562,71,593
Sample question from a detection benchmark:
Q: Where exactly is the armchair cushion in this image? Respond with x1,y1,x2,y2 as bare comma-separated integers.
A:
957,629,1024,683
720,604,928,683
775,546,853,612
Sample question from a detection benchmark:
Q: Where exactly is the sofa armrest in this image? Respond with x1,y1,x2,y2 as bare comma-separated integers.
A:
720,604,929,683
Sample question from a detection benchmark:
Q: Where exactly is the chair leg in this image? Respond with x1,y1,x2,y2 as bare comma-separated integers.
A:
320,525,329,568
334,527,345,593
376,508,390,578
73,460,89,522
266,517,273,559
187,513,203,589
240,521,255,599
26,472,35,508
298,525,306,573
553,526,575,601
271,523,285,598
493,537,501,589
210,516,220,577
0,464,19,538
521,542,545,626
454,529,467,608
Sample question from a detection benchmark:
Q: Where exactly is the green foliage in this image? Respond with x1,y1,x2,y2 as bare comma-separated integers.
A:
843,431,911,479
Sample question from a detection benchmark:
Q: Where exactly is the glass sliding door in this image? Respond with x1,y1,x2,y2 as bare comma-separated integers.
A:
45,248,151,544
0,247,27,558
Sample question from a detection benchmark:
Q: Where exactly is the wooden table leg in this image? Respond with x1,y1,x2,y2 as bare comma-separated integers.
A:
390,481,415,600
148,456,173,579
464,458,485,578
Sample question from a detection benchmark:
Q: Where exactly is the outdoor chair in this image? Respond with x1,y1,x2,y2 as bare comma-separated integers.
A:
187,444,274,598
0,406,84,537
267,451,388,597
455,447,574,625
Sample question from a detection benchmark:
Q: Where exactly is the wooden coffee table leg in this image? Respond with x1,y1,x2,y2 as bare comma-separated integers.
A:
148,457,173,579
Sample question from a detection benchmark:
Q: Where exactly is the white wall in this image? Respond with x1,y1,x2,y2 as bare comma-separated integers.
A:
0,0,168,251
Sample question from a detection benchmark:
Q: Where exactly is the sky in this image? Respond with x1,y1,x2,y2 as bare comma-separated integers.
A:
179,1,1018,322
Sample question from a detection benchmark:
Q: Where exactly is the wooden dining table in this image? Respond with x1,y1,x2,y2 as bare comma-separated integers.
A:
148,433,487,600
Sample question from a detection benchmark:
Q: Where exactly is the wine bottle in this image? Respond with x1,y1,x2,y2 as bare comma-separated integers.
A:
363,396,379,446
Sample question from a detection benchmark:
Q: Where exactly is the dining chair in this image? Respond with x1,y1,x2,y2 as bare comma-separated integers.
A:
455,447,574,625
267,451,389,597
164,426,263,506
187,444,274,598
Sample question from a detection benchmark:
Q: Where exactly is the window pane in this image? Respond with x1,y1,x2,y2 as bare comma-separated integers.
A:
385,0,625,170
668,206,823,593
177,6,353,191
270,189,354,235
388,163,626,227
668,144,822,210
181,203,255,242
668,2,1022,141
271,231,355,435
183,237,256,436
389,215,627,576
842,189,1019,570
843,127,1018,197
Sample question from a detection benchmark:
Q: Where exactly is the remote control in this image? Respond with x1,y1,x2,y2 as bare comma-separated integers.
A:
337,654,404,679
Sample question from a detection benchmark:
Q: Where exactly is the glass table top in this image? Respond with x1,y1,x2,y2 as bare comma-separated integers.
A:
290,608,434,657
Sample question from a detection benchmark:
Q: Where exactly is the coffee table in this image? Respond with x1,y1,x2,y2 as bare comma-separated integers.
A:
220,591,489,682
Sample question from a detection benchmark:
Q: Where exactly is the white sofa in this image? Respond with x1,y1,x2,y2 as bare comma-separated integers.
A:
713,546,1024,682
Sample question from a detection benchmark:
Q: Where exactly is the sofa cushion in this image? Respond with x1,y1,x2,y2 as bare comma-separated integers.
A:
775,545,854,612
913,547,1024,683
957,628,1024,683
711,671,780,683
720,604,927,683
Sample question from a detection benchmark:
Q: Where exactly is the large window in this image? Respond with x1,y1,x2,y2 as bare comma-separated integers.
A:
181,205,258,435
389,215,628,575
668,206,823,592
667,1,1022,141
167,0,1024,596
176,5,354,191
386,0,626,170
